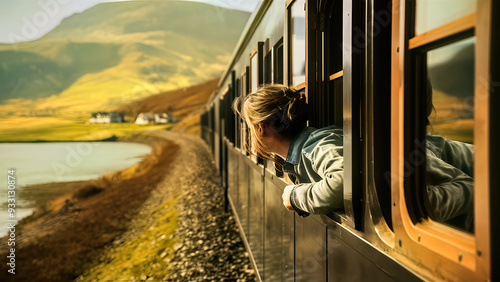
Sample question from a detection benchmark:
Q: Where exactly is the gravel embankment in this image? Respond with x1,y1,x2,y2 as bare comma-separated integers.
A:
160,132,255,281
134,131,256,281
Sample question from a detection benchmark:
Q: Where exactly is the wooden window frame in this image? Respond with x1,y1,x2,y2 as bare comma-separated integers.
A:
391,0,492,280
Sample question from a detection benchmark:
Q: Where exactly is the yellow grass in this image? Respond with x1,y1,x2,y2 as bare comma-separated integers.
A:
0,115,172,142
428,89,474,144
78,197,179,281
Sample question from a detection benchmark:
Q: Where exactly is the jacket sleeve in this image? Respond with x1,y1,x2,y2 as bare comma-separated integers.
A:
425,152,474,222
290,141,344,215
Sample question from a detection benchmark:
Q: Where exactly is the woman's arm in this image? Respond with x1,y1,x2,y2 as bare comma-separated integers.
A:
425,152,474,222
287,140,344,215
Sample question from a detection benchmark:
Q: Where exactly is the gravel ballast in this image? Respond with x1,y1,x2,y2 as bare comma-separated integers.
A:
157,132,256,281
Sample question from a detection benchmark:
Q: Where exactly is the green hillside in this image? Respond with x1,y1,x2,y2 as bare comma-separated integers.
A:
0,1,249,114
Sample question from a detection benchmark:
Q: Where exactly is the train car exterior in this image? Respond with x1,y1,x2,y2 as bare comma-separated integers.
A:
201,0,499,281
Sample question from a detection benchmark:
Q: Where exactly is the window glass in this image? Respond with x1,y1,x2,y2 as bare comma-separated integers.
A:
274,41,284,84
425,37,475,233
264,50,272,84
251,54,258,92
427,37,475,143
415,0,476,35
291,0,306,86
326,0,343,75
235,78,241,149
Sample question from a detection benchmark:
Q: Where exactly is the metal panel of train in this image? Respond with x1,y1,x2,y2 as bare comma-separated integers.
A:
201,0,499,281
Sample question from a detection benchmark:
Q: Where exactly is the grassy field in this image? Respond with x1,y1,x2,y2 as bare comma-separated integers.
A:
428,89,474,144
0,77,218,142
0,115,172,142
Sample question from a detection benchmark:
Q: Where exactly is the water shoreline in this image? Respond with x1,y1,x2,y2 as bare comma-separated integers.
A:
0,135,119,143
0,138,153,237
0,131,180,281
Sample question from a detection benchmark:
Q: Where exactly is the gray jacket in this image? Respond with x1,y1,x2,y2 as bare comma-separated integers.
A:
425,134,474,231
283,126,344,216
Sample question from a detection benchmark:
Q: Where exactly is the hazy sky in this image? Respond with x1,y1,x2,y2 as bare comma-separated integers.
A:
0,0,259,43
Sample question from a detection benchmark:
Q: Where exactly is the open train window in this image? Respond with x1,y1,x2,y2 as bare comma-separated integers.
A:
264,40,272,85
274,38,285,177
301,0,353,226
273,38,284,85
390,0,498,276
235,77,241,149
405,0,476,234
323,0,343,128
263,39,285,177
363,0,393,232
241,68,250,156
289,0,306,88
250,42,265,165
306,0,343,129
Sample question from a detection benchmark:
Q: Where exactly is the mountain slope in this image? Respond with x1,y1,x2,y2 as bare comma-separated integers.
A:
0,1,249,114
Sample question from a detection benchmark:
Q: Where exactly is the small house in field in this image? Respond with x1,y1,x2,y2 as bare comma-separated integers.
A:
89,111,124,124
135,112,151,125
154,112,177,124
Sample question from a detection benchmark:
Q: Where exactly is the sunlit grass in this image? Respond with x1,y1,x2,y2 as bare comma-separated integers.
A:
0,115,173,142
78,196,178,281
428,89,474,144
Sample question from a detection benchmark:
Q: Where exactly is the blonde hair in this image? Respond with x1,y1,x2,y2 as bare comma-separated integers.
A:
233,84,308,159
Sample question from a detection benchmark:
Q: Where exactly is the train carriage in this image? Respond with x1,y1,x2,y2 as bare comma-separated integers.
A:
201,0,499,281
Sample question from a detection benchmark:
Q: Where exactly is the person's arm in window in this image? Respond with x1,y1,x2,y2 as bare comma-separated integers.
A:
289,143,344,215
425,152,474,223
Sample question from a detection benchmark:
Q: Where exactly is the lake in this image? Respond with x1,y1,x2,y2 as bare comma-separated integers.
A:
0,142,152,236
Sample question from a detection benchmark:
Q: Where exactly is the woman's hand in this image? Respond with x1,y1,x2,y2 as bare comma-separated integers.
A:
282,185,294,210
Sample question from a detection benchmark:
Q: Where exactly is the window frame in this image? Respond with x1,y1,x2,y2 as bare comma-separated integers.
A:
273,37,284,85
391,0,492,279
235,76,241,150
287,0,307,89
364,0,394,239
249,41,265,165
241,68,250,156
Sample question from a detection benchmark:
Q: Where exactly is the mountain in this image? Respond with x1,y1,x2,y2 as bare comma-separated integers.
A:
0,1,249,114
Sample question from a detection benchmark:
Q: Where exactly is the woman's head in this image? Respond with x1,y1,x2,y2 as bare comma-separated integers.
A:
233,84,308,158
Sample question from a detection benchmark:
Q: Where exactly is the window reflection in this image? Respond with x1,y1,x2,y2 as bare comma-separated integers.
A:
415,0,476,35
251,54,258,92
291,0,305,86
425,38,475,233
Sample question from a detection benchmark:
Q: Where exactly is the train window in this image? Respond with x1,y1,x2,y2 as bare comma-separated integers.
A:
249,54,257,159
249,42,265,165
326,1,343,76
307,0,343,129
273,38,284,84
405,1,477,234
235,78,241,149
241,69,250,156
290,0,306,87
325,0,343,128
424,37,475,233
415,0,476,35
250,53,258,92
272,38,285,177
264,47,272,84
367,0,393,231
426,38,475,143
